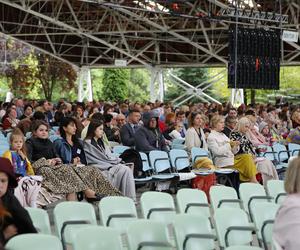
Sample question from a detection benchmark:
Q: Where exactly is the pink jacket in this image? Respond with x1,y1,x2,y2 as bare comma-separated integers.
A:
246,127,268,146
273,194,300,250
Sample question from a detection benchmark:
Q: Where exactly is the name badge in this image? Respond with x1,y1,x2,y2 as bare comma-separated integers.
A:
77,149,81,154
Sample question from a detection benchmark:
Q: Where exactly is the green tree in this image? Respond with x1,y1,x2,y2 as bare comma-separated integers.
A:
128,69,150,102
35,54,77,101
91,69,104,100
102,69,129,101
4,49,38,97
3,52,77,101
208,68,230,102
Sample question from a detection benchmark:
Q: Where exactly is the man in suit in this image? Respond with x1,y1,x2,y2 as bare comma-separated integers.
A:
120,109,141,147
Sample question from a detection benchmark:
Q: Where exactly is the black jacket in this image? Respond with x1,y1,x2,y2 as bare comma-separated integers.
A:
26,137,58,162
1,191,37,244
134,111,168,153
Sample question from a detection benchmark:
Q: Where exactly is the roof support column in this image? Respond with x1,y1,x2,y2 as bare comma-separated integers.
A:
231,88,244,107
78,67,93,102
150,67,164,103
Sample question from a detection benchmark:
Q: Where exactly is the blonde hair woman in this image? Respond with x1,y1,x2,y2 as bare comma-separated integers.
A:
230,117,278,184
273,156,300,249
185,112,208,152
207,115,239,168
230,117,258,183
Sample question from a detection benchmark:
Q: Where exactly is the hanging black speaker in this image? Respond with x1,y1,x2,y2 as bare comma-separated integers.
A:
228,26,280,90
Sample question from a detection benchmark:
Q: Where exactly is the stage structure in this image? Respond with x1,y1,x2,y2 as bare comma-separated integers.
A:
0,1,298,103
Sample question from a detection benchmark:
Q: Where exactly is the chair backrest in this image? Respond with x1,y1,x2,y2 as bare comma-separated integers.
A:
5,234,63,250
172,138,185,145
191,147,209,163
239,183,270,217
72,226,123,250
251,202,279,245
266,180,286,204
25,131,32,139
149,150,172,173
53,201,97,239
173,214,215,250
113,145,130,155
140,191,176,224
224,246,263,250
171,139,186,150
263,146,276,161
210,186,241,212
127,220,173,250
26,207,51,234
49,134,61,142
176,188,210,219
288,143,300,156
52,126,60,132
99,196,138,233
6,132,11,142
272,143,289,162
139,151,151,172
169,149,190,171
214,208,253,248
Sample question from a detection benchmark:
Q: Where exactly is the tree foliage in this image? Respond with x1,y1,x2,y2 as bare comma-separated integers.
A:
91,69,104,100
3,45,38,97
2,48,77,101
35,55,77,101
102,69,129,101
127,69,150,102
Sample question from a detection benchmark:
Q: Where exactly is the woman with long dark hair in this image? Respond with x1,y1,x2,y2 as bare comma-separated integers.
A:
83,120,136,200
26,120,120,206
54,117,121,200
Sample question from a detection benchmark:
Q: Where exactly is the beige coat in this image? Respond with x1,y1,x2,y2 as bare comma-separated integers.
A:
207,130,237,168
185,127,208,152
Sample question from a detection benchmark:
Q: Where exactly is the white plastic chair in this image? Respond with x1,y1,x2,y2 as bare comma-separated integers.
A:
214,208,255,248
266,180,287,204
210,186,242,212
140,191,176,225
239,183,272,221
98,196,138,234
173,214,216,250
176,188,210,220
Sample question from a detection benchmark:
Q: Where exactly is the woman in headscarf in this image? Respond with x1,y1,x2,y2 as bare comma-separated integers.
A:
0,157,37,245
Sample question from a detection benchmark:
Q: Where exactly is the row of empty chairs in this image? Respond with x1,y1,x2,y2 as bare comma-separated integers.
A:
4,220,265,250
113,146,213,183
115,146,232,184
262,142,300,172
23,182,285,250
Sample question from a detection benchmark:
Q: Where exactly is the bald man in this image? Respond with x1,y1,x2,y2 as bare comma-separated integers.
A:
116,113,126,128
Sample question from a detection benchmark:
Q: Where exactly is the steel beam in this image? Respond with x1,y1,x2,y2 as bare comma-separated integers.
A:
0,0,152,68
107,4,228,65
0,32,78,69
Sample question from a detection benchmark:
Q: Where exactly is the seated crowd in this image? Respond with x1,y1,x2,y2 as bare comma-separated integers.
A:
0,98,300,248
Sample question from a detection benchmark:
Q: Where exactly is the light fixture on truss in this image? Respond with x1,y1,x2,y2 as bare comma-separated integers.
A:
207,0,288,24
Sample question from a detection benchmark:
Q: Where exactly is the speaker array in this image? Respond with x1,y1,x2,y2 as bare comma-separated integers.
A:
228,26,280,90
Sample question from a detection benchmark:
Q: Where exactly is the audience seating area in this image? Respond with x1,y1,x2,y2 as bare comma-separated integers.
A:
15,184,286,250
